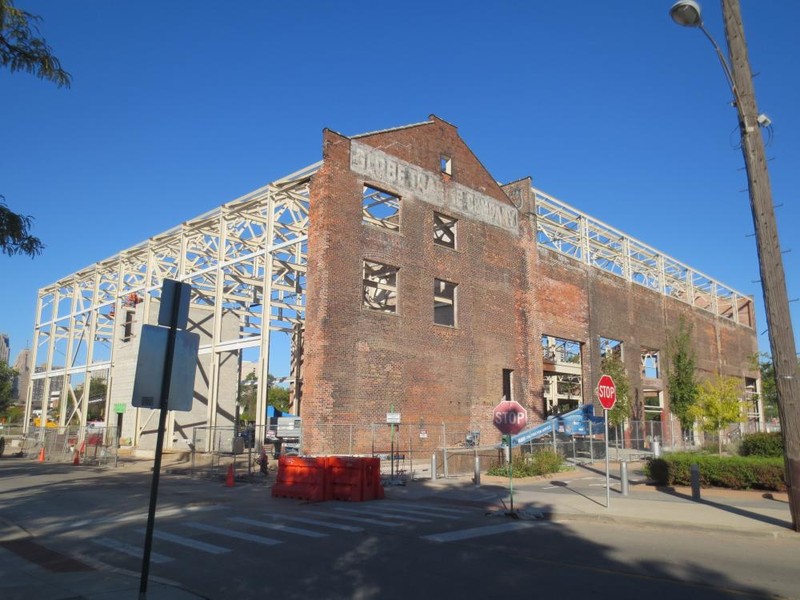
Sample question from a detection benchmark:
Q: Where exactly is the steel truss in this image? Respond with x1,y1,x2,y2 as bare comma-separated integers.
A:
25,162,319,441
534,188,753,325
24,160,754,444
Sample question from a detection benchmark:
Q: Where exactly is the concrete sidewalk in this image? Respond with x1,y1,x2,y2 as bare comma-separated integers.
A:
387,463,796,539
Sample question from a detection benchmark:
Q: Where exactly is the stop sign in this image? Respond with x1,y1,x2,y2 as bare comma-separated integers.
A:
493,399,528,435
597,374,617,410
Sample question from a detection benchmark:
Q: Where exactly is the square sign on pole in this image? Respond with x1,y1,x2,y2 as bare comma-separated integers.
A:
157,279,192,330
132,325,199,412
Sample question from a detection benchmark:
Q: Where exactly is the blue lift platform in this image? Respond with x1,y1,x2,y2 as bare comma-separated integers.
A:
508,404,605,448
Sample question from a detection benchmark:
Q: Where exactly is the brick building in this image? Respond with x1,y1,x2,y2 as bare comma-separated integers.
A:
25,115,759,455
300,116,759,453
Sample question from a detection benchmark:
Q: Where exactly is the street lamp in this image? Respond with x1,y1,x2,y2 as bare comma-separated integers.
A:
669,0,800,531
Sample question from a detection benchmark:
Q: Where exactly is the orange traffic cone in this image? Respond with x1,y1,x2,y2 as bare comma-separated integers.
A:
73,449,80,466
37,447,45,462
225,463,235,487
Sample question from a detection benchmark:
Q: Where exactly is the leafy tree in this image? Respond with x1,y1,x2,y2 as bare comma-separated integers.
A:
238,371,291,420
755,353,780,420
72,377,108,421
600,353,631,427
1,0,70,257
1,196,43,257
0,360,16,414
1,0,71,87
667,317,698,437
688,376,745,455
269,385,291,413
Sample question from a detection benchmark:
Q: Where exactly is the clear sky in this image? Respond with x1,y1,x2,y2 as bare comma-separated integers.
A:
2,0,799,378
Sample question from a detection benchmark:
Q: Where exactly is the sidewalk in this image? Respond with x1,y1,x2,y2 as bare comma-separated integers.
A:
387,462,796,539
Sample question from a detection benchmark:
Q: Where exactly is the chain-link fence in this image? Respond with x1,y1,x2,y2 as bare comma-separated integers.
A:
8,425,120,465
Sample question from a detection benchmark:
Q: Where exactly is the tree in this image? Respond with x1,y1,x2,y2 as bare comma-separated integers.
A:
0,361,16,415
1,0,71,258
667,318,698,439
689,376,745,455
755,353,780,421
72,377,108,421
238,371,291,420
1,0,71,87
0,196,44,257
600,353,631,427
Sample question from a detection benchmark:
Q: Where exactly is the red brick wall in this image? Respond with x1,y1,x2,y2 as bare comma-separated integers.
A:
301,116,759,454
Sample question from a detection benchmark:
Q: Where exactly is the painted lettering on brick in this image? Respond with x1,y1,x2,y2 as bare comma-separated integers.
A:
350,141,519,234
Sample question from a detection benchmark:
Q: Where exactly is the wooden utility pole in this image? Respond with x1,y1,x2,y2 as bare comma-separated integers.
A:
722,0,800,531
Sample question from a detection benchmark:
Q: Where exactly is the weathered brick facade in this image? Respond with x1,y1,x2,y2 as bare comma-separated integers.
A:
301,116,758,454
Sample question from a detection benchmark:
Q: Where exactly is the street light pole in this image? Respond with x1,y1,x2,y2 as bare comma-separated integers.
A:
670,0,800,531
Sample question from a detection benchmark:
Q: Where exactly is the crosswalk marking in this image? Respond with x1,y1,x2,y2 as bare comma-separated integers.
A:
333,506,431,523
265,514,363,532
368,506,463,521
422,521,543,543
151,530,230,554
92,537,173,563
227,517,328,538
303,510,403,527
185,522,283,545
377,501,472,516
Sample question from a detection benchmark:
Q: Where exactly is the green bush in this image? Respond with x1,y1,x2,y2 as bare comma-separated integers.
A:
740,432,784,458
488,449,564,478
645,452,786,492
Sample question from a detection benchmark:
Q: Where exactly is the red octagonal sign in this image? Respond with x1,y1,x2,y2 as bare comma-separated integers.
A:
597,374,617,410
493,399,528,436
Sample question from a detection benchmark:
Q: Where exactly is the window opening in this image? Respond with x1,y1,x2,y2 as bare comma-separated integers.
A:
433,279,456,326
362,185,400,231
502,369,513,401
641,349,660,379
433,212,457,249
599,337,623,361
643,390,662,420
122,310,135,342
744,377,759,421
363,260,398,313
440,155,452,175
542,335,582,416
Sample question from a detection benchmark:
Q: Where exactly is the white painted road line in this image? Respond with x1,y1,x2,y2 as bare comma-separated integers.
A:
303,510,403,527
227,517,328,538
377,501,472,516
185,522,284,545
92,537,173,563
333,506,431,523
150,530,231,554
266,514,363,532
369,506,463,520
422,521,543,543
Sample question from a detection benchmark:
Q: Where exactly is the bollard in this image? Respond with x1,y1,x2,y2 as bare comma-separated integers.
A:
620,460,629,496
652,440,661,458
431,453,437,481
473,453,481,487
691,463,701,500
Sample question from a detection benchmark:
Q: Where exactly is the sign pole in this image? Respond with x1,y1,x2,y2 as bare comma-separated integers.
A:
604,408,610,509
507,434,514,513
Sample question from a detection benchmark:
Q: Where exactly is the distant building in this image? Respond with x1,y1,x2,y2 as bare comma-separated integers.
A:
12,347,32,405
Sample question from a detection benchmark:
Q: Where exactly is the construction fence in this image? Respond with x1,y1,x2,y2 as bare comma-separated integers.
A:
1,424,119,466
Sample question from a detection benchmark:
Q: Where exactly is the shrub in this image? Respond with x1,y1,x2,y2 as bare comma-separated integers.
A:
740,432,784,458
645,452,786,492
488,449,564,478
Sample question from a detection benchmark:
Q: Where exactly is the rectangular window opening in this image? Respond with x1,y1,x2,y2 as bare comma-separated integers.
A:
641,349,660,379
440,155,452,175
502,369,513,402
363,260,398,313
433,212,457,249
362,185,400,231
433,278,456,326
122,310,135,342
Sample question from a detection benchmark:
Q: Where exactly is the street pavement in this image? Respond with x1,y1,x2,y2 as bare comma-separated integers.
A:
0,454,795,599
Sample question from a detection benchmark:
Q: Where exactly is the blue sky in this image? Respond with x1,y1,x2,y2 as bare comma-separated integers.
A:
2,0,799,378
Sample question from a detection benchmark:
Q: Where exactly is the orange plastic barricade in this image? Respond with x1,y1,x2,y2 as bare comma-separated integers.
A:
271,456,327,502
326,456,365,502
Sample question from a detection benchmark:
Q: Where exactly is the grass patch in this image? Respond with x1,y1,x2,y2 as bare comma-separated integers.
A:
487,449,564,478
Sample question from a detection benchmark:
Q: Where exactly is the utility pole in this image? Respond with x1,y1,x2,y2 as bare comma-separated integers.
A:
721,0,800,531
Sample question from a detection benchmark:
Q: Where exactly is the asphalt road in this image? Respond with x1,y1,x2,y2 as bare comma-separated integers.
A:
1,459,797,599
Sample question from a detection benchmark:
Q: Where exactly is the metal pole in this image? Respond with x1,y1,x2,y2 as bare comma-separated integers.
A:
605,409,610,509
473,449,480,486
507,434,514,513
691,463,701,501
431,453,437,481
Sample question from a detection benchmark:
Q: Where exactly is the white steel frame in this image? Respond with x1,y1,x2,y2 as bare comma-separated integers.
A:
23,165,755,442
25,162,319,440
